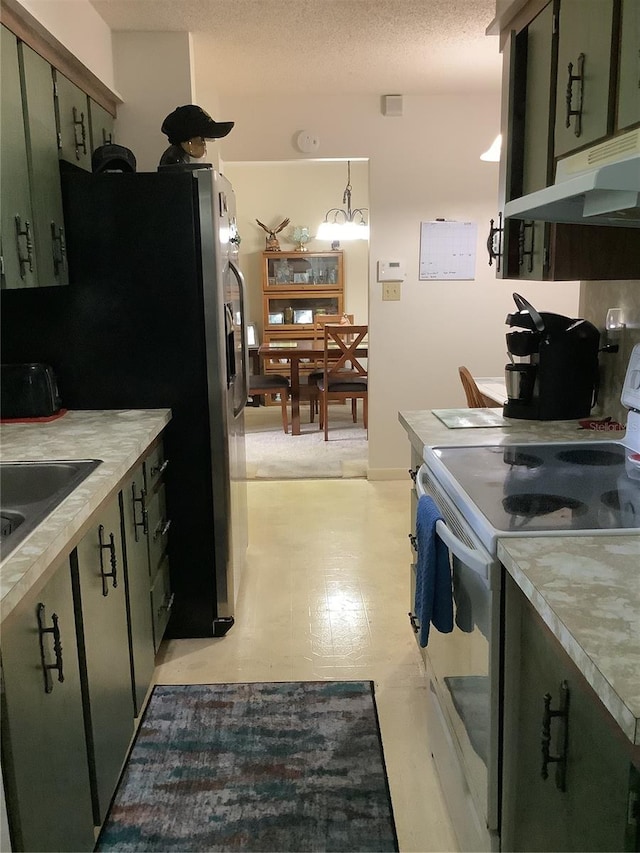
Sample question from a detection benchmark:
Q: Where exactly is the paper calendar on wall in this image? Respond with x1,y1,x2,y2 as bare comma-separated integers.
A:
419,220,477,280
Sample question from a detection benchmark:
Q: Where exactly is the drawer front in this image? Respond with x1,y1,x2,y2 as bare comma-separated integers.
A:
147,483,170,575
150,555,172,651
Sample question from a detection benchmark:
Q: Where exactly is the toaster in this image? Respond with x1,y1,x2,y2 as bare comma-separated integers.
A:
1,363,62,418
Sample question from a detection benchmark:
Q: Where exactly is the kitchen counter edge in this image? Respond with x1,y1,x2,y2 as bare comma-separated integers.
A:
0,409,172,624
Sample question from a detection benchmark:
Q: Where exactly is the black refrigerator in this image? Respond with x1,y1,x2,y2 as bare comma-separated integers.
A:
0,166,249,638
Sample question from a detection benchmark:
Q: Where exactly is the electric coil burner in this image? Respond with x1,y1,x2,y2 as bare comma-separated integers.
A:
423,343,640,553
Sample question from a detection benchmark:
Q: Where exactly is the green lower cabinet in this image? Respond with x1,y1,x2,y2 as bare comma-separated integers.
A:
120,464,156,717
1,557,95,852
72,496,135,825
502,574,637,851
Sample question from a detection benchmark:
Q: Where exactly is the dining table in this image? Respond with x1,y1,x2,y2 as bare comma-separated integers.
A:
258,338,368,435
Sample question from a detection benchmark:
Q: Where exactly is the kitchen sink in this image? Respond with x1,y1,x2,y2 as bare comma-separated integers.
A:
0,460,102,560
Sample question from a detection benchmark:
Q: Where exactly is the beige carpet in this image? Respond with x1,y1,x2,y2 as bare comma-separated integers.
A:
244,402,368,479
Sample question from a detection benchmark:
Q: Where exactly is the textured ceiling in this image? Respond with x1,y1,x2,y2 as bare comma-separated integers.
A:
90,0,502,96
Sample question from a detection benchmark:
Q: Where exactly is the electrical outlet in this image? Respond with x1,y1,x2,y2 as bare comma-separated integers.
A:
382,282,401,301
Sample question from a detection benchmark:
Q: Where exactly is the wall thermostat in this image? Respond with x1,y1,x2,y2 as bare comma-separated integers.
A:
377,260,406,281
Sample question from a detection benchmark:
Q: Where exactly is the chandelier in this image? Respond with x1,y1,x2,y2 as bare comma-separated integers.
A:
317,161,369,241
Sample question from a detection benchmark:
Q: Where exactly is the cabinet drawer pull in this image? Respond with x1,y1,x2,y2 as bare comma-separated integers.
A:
541,680,570,791
150,458,169,478
99,524,118,596
37,603,64,694
132,483,148,539
565,54,585,137
153,518,172,541
518,221,535,273
15,216,34,278
72,106,87,159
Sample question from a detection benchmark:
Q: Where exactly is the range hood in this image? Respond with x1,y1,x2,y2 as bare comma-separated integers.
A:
504,129,640,228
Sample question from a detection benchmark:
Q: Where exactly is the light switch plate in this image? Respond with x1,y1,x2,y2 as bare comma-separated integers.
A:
382,282,401,301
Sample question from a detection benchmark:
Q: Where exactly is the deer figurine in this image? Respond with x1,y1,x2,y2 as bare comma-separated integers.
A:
256,218,290,252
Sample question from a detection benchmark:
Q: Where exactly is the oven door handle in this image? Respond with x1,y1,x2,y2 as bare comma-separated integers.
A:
434,519,491,577
416,464,492,578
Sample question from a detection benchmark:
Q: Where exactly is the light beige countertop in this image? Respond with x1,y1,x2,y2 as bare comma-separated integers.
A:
498,536,640,745
0,409,171,623
399,408,639,744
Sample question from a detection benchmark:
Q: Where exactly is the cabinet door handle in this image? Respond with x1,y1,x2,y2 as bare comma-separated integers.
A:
408,612,419,634
37,603,64,693
99,524,118,596
132,483,148,540
518,221,535,273
541,680,570,791
153,518,172,541
408,533,417,552
150,458,169,479
486,214,503,271
51,222,66,276
15,216,34,278
408,467,418,483
72,106,87,159
565,54,585,137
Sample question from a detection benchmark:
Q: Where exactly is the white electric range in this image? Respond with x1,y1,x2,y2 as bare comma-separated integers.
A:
412,345,640,852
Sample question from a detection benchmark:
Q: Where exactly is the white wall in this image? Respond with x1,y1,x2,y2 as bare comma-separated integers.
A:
17,0,116,91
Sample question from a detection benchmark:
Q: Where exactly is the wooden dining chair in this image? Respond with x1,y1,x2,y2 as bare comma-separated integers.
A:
458,366,499,408
318,324,368,441
307,313,355,422
247,373,291,433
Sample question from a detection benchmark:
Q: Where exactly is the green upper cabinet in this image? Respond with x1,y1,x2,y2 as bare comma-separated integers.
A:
554,0,615,158
1,26,38,289
617,0,640,131
89,99,115,151
53,70,91,171
522,2,555,195
19,41,69,287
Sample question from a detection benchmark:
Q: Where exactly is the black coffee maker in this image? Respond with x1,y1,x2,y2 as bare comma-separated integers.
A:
503,293,600,420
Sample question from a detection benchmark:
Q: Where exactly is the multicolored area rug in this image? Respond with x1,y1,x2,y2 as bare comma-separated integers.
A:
97,681,398,852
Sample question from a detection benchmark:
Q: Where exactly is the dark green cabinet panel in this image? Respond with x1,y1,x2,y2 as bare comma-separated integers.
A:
89,99,115,151
502,575,636,851
1,27,37,289
1,558,95,852
618,0,640,131
19,41,68,287
54,70,91,171
120,464,155,717
554,0,614,157
72,497,134,824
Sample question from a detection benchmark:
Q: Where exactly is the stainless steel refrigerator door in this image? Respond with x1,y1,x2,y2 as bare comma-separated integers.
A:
205,171,248,622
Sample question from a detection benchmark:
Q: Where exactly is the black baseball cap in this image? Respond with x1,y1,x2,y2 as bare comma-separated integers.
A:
161,105,234,144
92,143,137,173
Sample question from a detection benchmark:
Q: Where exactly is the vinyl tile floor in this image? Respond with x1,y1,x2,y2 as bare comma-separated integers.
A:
154,478,459,853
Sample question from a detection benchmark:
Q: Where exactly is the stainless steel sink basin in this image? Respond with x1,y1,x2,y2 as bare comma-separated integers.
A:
0,460,102,559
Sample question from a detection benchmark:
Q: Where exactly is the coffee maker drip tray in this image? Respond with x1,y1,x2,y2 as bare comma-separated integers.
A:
429,442,639,536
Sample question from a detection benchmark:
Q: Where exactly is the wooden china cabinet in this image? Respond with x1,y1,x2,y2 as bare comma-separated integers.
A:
260,250,344,388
